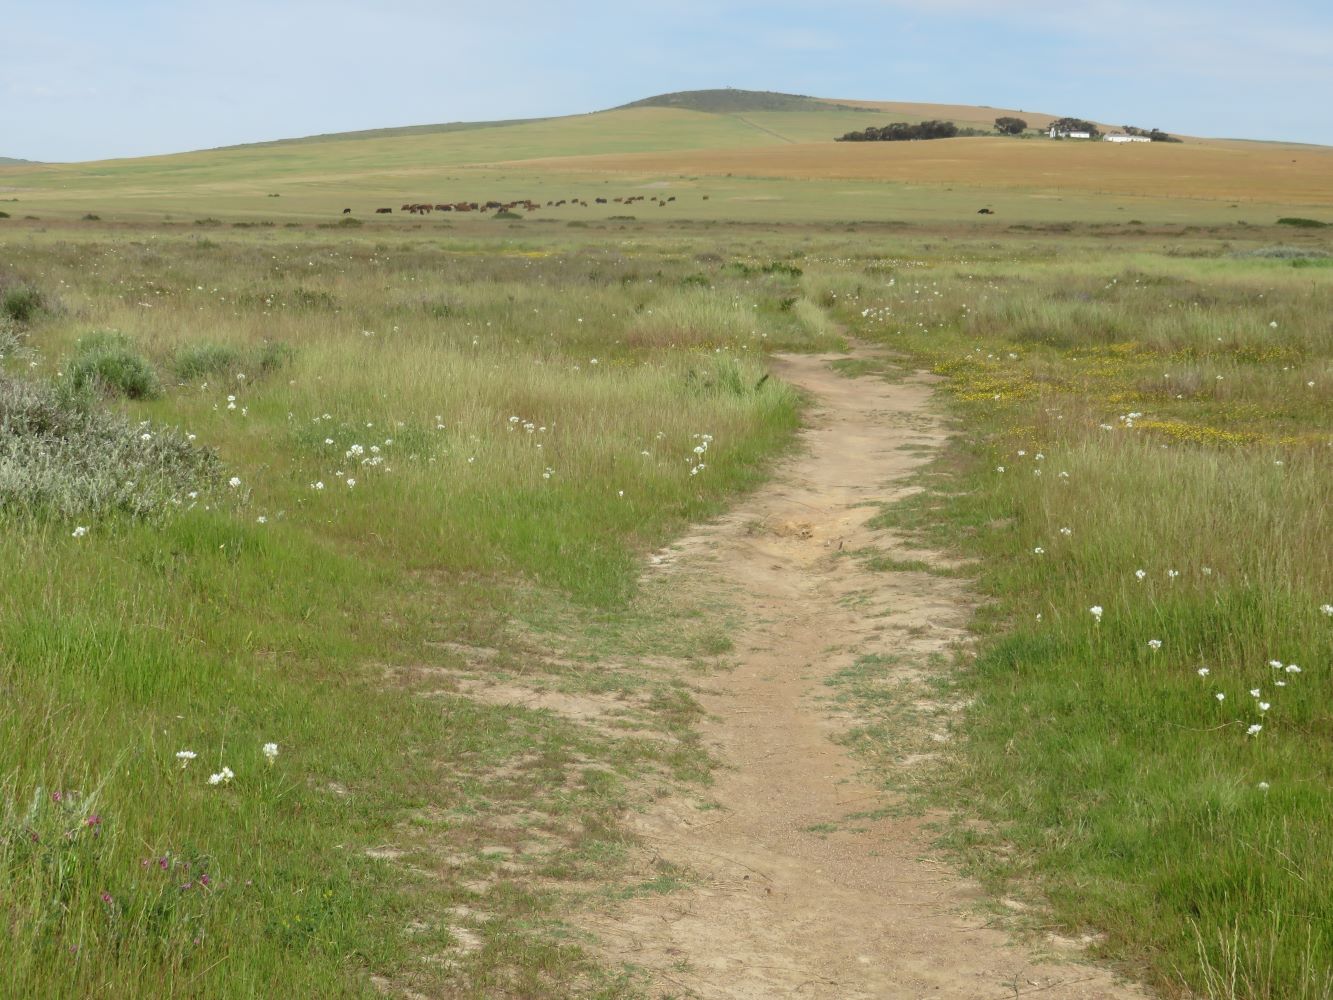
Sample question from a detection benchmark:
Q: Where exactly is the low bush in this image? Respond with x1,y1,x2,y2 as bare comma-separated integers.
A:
0,373,219,518
1,285,45,324
1238,245,1330,260
68,331,160,400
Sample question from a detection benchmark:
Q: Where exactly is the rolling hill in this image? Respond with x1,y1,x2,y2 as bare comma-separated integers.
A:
0,89,1329,224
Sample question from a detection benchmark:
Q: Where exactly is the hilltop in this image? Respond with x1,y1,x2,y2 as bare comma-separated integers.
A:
614,88,875,114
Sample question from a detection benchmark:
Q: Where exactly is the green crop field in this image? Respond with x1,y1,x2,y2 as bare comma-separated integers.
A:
2,92,1331,998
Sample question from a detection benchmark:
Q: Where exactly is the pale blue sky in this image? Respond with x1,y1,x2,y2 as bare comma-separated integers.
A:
3,0,1330,161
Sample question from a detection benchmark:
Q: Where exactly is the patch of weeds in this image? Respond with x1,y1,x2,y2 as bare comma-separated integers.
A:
696,627,734,656
172,342,243,381
0,318,22,357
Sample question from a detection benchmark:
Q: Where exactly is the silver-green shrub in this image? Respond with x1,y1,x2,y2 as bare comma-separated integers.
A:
0,374,220,519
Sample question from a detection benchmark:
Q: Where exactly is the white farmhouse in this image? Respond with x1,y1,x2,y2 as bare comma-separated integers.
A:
1049,126,1093,139
1104,133,1152,143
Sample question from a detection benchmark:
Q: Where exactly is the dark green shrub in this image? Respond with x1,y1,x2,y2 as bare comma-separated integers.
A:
68,332,160,400
1276,217,1328,228
1,285,44,324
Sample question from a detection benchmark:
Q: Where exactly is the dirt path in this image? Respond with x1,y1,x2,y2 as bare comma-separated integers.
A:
590,353,1147,999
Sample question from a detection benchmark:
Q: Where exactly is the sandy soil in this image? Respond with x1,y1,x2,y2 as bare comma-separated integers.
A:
587,353,1148,999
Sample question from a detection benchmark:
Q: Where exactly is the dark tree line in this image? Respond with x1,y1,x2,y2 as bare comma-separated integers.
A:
835,119,960,142
994,116,1028,135
1121,125,1182,142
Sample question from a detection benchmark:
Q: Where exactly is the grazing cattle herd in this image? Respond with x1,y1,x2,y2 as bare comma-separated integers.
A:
359,192,682,215
343,194,992,217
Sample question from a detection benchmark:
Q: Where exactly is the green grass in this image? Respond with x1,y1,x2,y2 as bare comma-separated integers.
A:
0,228,834,996
830,242,1332,998
3,201,1330,997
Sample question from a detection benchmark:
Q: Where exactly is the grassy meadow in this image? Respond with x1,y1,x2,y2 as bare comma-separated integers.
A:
0,225,840,997
814,241,1332,996
2,101,1331,997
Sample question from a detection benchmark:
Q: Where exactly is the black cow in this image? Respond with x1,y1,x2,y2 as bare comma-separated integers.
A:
342,208,352,214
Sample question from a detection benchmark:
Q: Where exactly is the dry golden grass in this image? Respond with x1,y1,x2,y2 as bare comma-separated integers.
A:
497,136,1333,205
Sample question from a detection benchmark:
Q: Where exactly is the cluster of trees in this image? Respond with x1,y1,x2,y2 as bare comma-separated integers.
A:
994,116,1028,135
1121,125,1182,142
835,119,959,142
1049,117,1102,137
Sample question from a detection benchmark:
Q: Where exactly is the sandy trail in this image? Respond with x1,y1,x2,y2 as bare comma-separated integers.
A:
590,353,1146,999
